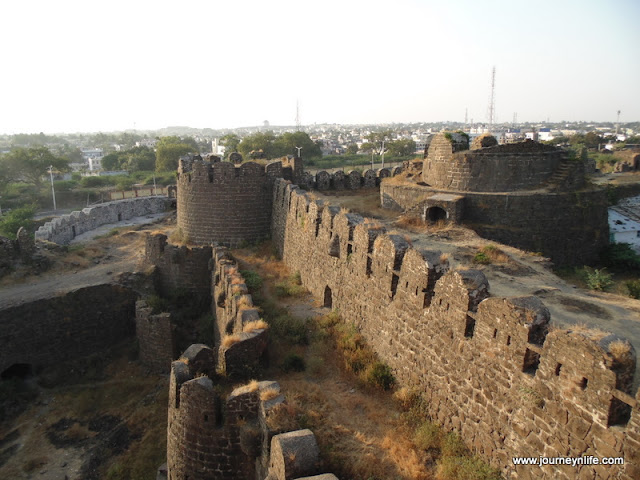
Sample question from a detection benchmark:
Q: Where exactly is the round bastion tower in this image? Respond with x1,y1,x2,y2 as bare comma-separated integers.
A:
176,156,283,247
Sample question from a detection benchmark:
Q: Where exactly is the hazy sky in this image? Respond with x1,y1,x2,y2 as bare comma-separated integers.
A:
1,0,638,134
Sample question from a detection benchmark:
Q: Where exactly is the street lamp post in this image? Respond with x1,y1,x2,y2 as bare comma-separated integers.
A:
295,146,302,158
48,165,57,211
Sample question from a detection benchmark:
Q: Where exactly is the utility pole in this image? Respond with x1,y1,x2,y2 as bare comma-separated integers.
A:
616,110,621,136
48,165,57,211
295,146,302,158
295,99,301,131
381,140,385,169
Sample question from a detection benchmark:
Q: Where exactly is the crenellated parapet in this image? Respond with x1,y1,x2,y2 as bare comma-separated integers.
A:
177,159,283,247
166,352,335,480
271,177,640,479
210,247,268,378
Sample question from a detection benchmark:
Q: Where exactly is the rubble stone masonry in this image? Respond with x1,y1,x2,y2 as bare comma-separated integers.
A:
271,178,639,479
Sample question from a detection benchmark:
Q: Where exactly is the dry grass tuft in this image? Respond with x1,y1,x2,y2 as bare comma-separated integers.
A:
394,215,428,233
260,387,280,401
364,218,385,231
265,402,299,432
169,227,190,245
243,319,269,332
246,379,259,392
608,339,632,361
230,276,243,285
440,253,449,264
222,334,241,349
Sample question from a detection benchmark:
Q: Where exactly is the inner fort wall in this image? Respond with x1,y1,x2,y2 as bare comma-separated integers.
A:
0,284,137,376
272,179,639,479
34,196,168,244
422,135,569,192
380,183,609,266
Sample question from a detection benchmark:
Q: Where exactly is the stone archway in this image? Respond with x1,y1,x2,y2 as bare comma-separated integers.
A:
426,206,447,222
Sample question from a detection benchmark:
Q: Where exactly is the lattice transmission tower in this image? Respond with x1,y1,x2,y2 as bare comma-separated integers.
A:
487,66,496,132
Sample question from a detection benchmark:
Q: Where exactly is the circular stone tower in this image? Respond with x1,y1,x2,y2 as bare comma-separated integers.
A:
176,157,282,247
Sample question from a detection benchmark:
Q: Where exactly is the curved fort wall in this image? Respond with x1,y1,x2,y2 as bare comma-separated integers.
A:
177,159,282,247
271,178,639,479
381,182,609,265
422,135,574,192
34,196,168,244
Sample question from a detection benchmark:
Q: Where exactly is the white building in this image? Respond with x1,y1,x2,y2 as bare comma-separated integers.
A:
609,196,640,253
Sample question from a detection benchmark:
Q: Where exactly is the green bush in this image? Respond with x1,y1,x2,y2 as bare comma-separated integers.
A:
626,279,640,299
53,180,78,192
270,314,308,345
79,176,113,187
0,205,36,239
473,251,491,264
365,362,395,390
414,420,441,450
146,295,171,314
240,270,263,292
281,353,306,372
582,267,614,291
601,243,640,271
437,455,502,480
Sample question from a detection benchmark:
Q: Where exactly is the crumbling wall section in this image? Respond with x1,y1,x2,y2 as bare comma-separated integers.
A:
210,247,267,377
144,233,212,308
272,178,640,479
135,300,174,373
166,353,332,480
34,196,168,244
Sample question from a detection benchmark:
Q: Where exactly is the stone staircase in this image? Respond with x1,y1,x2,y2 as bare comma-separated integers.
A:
544,159,575,191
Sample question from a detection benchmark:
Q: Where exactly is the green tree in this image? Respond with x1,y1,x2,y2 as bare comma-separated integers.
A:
584,131,603,149
273,132,322,159
219,134,240,159
238,131,277,159
122,146,156,171
2,147,69,189
346,144,359,155
156,138,193,171
386,138,416,157
101,152,121,171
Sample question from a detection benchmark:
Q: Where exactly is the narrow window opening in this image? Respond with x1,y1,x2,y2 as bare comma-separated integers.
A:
391,274,399,299
579,377,588,390
204,414,209,422
329,235,340,258
523,348,541,375
366,256,372,277
71,225,76,238
607,397,632,427
117,213,122,222
323,286,332,308
493,329,498,339
506,336,511,346
464,315,475,338
555,363,562,376
347,244,353,256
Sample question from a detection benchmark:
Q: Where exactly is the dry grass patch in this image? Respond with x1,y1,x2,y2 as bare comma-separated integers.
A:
221,334,241,349
473,244,510,265
259,387,280,402
243,319,269,332
395,215,428,233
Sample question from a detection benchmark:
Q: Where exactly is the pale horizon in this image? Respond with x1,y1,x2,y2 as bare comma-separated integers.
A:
1,0,639,135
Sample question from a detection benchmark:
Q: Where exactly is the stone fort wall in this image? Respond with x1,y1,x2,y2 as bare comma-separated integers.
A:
271,179,639,479
380,182,610,266
177,159,283,247
422,135,574,192
34,196,168,244
0,284,137,376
